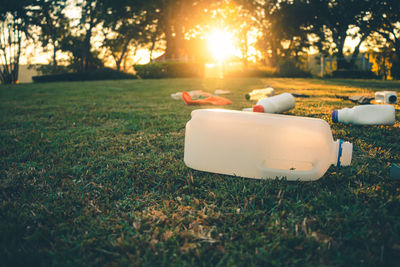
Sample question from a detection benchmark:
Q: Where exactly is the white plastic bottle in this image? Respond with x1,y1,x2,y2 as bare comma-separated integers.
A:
375,91,397,104
245,87,274,101
184,109,352,181
332,105,395,125
252,93,295,113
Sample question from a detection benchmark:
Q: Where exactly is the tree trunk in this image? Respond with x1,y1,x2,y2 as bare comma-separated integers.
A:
269,39,279,68
149,41,155,62
395,39,400,60
81,1,96,72
163,0,185,60
336,37,347,69
13,23,21,83
52,38,58,73
349,34,368,68
115,39,130,71
331,27,349,70
174,0,185,60
241,30,249,69
164,26,175,60
0,18,22,84
83,27,92,72
116,58,121,71
149,23,159,62
162,0,174,60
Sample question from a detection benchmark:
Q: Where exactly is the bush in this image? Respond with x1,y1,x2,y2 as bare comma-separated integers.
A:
278,59,312,78
224,68,277,78
134,62,204,79
32,68,137,83
331,69,378,79
224,62,312,78
29,64,71,75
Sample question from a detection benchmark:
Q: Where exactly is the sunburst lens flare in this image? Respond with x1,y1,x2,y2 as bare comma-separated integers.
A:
206,29,236,62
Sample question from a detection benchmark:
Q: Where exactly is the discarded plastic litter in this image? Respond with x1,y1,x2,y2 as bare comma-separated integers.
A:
375,91,398,104
214,89,231,95
390,163,400,180
291,93,310,98
184,109,352,181
171,92,184,100
171,90,212,100
348,95,374,104
251,93,295,113
245,87,274,101
332,104,395,125
335,95,374,105
182,91,232,106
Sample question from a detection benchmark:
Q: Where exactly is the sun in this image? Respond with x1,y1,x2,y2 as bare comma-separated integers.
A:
206,29,236,62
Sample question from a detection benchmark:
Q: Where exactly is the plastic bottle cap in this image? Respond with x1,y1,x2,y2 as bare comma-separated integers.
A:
253,105,264,113
340,142,353,166
245,94,250,100
336,140,352,166
332,110,338,123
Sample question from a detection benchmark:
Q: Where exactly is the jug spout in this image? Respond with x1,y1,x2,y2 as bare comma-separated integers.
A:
333,139,353,167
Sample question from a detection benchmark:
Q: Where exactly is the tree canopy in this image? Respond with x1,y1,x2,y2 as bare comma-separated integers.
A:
1,0,400,83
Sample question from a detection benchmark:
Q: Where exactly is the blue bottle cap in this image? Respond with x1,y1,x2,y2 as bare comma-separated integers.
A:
332,110,338,123
336,139,343,166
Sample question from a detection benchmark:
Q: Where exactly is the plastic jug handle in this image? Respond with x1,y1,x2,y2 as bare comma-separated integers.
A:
258,162,323,181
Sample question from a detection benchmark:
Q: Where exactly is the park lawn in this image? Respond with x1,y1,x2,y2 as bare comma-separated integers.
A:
1,77,400,266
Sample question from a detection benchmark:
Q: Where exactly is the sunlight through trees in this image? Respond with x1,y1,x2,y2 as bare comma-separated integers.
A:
0,0,400,83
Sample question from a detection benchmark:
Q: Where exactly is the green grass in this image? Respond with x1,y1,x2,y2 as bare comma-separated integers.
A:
1,78,400,266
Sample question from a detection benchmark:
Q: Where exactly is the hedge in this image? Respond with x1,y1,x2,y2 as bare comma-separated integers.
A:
134,62,204,79
224,69,278,78
331,69,378,79
32,68,137,83
278,60,312,78
224,59,312,78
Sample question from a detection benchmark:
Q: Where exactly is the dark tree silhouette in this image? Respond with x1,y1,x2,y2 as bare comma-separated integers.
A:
0,0,33,84
30,0,69,74
309,0,376,69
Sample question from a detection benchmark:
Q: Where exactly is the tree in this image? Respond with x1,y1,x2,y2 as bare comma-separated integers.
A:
30,0,69,74
74,0,106,72
308,0,376,69
151,0,217,60
102,24,141,71
0,0,33,84
373,0,400,79
60,34,103,72
213,1,259,68
253,0,311,67
146,14,162,62
101,0,154,71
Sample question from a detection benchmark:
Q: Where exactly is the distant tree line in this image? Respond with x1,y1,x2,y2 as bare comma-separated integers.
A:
0,0,399,84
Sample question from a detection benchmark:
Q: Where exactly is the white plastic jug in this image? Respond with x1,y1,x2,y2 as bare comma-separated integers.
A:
245,87,274,101
375,91,397,104
184,109,352,181
252,93,295,113
332,104,396,125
